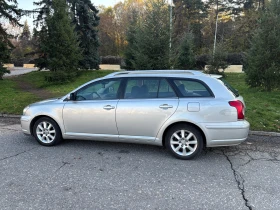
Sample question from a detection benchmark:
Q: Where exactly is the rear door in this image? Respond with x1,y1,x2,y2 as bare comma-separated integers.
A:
116,78,179,142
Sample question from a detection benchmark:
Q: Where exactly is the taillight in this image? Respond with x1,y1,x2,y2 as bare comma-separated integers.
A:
229,100,245,120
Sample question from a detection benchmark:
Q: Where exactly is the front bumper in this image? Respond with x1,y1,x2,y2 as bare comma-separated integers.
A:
21,115,31,135
201,120,250,147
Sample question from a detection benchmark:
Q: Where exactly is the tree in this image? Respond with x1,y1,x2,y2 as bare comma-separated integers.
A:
244,0,280,91
19,20,31,41
0,0,22,79
0,40,11,79
123,9,139,69
172,32,195,69
99,7,118,56
34,0,100,70
41,0,81,82
206,43,229,75
125,0,170,70
69,0,100,69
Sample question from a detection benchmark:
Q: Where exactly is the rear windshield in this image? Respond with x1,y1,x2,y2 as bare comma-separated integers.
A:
218,78,239,97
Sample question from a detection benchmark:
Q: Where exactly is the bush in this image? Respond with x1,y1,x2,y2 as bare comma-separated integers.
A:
244,0,280,91
100,56,122,65
227,53,244,65
195,54,210,70
45,71,77,83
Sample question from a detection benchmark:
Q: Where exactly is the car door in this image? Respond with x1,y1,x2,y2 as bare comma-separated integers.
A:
116,78,179,142
63,78,122,140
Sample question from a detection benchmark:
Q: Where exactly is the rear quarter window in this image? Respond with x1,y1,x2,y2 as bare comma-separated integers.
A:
218,78,239,97
172,79,213,97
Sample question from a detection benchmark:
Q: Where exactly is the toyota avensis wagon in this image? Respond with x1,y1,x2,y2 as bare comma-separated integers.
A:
21,70,250,159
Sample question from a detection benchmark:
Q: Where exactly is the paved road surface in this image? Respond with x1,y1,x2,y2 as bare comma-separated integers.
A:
0,117,279,210
3,67,38,77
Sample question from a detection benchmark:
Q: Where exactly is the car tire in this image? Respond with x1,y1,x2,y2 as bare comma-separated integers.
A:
33,117,62,146
165,124,203,160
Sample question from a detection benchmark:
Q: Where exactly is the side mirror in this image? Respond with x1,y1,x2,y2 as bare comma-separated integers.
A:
69,93,76,101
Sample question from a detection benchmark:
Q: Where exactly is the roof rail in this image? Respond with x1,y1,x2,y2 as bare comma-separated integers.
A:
104,70,204,77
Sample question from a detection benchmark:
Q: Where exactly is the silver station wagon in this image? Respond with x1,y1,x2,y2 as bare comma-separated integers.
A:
21,70,250,159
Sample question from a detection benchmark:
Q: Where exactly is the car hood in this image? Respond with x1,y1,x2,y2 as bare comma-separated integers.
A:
30,98,60,106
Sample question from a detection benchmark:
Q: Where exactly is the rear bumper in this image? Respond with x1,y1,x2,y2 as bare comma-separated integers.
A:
21,115,31,135
200,120,250,147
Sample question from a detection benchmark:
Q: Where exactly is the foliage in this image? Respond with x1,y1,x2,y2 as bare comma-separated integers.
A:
227,53,244,65
172,32,196,69
206,44,229,75
123,8,139,70
69,0,100,69
0,0,22,41
173,0,207,52
244,0,280,91
0,0,22,79
100,56,123,65
19,20,31,41
40,0,82,82
10,20,33,66
125,0,170,70
0,40,11,79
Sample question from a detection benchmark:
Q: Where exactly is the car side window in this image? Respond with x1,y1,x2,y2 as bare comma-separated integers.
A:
124,78,177,99
158,79,176,98
124,78,159,99
173,79,212,97
76,79,121,101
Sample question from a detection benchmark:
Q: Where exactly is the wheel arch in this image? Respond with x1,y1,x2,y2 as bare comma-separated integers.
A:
161,121,207,148
30,115,62,136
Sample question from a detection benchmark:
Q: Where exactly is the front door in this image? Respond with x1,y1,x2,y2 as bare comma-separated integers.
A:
63,78,122,140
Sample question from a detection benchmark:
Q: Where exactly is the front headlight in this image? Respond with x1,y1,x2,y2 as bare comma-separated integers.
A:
23,106,30,115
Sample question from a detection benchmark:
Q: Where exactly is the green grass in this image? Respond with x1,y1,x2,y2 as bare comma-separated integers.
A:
20,70,117,96
225,73,280,132
0,71,279,132
0,79,39,114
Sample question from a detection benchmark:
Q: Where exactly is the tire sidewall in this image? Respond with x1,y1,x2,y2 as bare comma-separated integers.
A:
33,117,62,146
165,124,203,160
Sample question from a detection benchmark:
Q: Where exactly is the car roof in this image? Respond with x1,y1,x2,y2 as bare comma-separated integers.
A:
103,70,222,79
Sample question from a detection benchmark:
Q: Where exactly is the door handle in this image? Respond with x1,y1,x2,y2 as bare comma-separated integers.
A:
103,105,115,110
159,104,173,109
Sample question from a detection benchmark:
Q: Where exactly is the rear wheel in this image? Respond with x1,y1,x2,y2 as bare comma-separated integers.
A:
165,124,203,160
33,117,62,146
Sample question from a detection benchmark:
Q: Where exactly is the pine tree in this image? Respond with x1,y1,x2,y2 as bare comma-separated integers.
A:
124,9,139,70
207,43,229,75
42,0,81,82
34,0,100,70
0,40,11,79
33,0,52,27
125,0,170,70
244,0,280,91
0,0,22,79
20,20,31,41
69,0,100,69
173,33,195,69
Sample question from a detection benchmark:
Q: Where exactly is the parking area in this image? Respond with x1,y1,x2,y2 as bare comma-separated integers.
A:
0,118,280,210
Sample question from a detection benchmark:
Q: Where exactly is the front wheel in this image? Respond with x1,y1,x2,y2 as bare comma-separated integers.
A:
33,117,62,146
165,124,203,160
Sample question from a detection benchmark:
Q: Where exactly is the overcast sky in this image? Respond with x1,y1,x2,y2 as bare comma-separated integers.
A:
17,0,121,30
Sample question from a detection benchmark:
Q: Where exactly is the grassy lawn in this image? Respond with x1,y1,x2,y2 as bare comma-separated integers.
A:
20,70,117,96
0,79,40,114
225,73,280,132
0,70,279,132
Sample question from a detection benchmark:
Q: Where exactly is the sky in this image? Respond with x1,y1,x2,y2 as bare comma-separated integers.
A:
17,0,120,30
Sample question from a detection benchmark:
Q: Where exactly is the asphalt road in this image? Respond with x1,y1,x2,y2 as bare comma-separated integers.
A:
0,117,280,210
3,67,38,77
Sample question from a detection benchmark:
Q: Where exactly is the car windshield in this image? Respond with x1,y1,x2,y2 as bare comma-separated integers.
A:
218,78,239,97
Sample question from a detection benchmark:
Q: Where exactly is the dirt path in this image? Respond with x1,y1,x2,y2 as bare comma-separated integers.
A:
12,77,56,100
